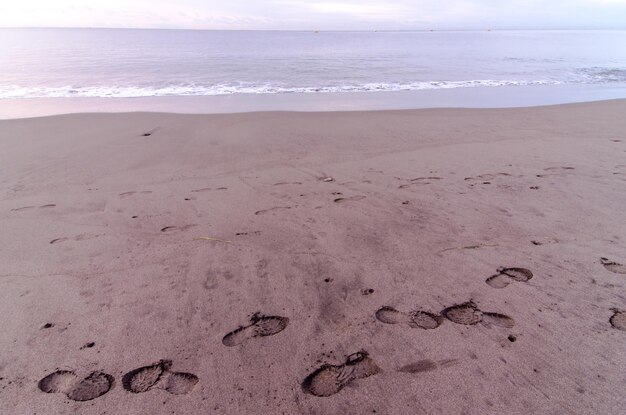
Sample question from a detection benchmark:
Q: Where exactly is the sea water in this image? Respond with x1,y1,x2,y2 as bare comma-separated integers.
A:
1,28,625,99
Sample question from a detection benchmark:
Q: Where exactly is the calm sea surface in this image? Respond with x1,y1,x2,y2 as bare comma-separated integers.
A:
1,29,625,99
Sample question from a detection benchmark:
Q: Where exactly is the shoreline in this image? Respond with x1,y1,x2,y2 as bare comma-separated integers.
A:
2,100,626,414
2,97,626,122
2,83,626,120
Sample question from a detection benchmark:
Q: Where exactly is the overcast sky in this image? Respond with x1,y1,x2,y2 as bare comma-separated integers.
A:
1,0,625,30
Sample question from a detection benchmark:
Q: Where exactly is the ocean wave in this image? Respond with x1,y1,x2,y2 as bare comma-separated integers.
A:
575,67,626,83
0,80,562,98
0,76,621,98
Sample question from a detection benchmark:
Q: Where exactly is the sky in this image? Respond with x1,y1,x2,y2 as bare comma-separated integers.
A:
0,0,625,30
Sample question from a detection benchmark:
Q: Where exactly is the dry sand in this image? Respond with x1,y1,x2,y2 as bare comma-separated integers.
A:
1,100,626,414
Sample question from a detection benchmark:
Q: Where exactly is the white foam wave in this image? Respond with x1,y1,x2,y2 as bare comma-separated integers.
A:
0,78,610,99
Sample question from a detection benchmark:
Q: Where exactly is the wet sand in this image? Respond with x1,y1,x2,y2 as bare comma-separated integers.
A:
2,83,626,119
1,100,625,414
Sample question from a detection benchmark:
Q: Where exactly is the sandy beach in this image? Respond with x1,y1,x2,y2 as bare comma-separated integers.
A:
1,100,626,414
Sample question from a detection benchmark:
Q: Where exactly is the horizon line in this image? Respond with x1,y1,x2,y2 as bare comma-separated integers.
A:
1,26,625,32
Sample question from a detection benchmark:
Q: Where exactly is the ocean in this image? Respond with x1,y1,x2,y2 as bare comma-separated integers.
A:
1,28,626,99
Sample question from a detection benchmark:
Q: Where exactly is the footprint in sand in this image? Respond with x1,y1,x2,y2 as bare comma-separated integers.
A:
541,167,576,177
222,313,289,347
191,187,212,193
119,191,152,197
442,301,515,328
601,258,626,274
397,358,459,374
481,312,516,328
254,206,292,215
442,301,483,325
12,206,37,212
50,237,71,244
49,233,103,245
375,306,444,329
531,237,559,246
122,359,199,395
160,224,197,233
235,230,262,236
302,351,380,397
544,166,575,172
464,173,512,182
38,370,114,401
398,177,442,188
609,309,626,331
11,204,56,212
485,267,534,289
191,186,228,192
333,196,365,203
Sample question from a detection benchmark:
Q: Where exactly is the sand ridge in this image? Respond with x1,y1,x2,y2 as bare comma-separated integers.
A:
1,101,626,414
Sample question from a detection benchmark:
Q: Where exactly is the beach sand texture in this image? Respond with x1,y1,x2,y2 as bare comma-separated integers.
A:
1,100,626,414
